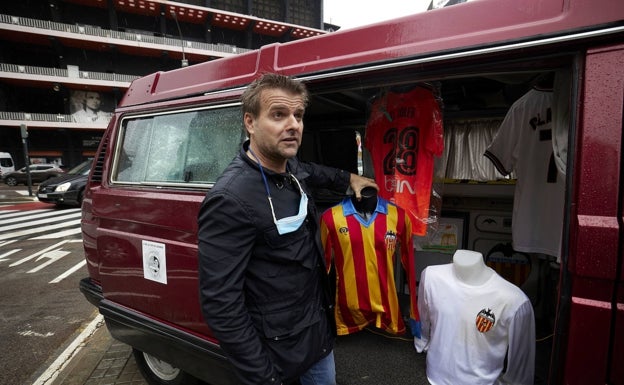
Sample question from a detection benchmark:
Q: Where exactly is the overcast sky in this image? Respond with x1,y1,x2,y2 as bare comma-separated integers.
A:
323,0,431,30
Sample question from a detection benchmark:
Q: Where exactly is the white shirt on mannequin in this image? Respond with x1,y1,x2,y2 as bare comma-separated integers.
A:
415,250,535,385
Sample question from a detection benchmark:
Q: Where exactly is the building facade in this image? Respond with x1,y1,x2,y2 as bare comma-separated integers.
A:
0,0,329,169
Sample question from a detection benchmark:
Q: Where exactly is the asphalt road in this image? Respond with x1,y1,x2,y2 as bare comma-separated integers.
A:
0,193,96,385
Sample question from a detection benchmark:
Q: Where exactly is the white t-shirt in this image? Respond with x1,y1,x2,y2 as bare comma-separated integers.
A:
484,88,565,259
415,264,535,385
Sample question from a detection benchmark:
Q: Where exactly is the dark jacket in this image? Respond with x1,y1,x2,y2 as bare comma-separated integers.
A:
198,141,351,385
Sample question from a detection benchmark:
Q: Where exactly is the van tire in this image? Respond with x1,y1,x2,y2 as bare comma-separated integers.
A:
132,348,200,385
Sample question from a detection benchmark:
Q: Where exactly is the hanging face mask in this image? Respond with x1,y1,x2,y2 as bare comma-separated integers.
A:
251,148,308,235
267,176,308,235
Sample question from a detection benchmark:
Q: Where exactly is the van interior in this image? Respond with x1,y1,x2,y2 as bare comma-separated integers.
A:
291,55,573,385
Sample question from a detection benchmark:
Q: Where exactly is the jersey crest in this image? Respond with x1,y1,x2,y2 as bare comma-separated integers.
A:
475,308,496,333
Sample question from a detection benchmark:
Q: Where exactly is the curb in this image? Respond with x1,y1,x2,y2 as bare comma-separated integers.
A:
45,317,148,385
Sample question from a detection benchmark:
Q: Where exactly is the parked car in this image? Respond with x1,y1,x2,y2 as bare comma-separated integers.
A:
0,152,15,179
3,164,64,186
37,159,93,207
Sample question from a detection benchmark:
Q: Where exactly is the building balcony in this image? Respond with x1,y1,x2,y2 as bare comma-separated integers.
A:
0,111,107,131
0,13,249,62
0,62,138,91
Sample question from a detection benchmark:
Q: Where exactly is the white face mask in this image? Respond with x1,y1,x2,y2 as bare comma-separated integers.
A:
267,176,308,235
250,148,308,235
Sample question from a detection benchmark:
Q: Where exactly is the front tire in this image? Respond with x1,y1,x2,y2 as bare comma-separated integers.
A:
132,349,199,385
5,177,18,186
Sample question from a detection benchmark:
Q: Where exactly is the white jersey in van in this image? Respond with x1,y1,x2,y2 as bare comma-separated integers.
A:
414,264,535,385
484,88,565,259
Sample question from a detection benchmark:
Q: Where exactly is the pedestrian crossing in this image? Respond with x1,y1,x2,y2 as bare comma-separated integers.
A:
0,207,82,242
0,207,85,284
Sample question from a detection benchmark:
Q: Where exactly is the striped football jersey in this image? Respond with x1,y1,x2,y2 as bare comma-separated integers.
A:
320,197,419,336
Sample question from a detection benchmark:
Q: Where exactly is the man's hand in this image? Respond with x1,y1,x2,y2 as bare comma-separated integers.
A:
349,174,379,200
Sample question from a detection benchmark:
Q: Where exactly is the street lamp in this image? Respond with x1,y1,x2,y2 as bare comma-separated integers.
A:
170,10,189,67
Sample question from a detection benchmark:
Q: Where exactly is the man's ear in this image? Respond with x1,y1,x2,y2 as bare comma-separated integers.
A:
243,112,255,135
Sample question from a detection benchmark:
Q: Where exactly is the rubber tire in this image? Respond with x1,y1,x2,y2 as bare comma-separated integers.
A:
5,177,18,186
132,349,199,385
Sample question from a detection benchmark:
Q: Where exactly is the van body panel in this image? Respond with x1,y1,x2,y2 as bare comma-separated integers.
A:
119,0,624,109
561,42,624,383
81,1,624,383
612,286,624,383
92,187,207,330
569,44,623,282
565,296,613,383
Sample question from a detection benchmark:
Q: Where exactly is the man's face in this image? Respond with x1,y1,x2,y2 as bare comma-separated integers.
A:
245,88,305,163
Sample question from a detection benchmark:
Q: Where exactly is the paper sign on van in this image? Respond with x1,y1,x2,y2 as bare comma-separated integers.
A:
142,240,167,284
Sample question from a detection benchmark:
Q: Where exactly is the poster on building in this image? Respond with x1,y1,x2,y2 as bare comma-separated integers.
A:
70,90,114,123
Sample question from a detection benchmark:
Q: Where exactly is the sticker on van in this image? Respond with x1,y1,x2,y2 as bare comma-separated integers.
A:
142,240,167,284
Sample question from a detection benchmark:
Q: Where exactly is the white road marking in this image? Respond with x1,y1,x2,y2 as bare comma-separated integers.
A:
9,240,81,267
0,248,21,263
0,239,18,248
28,249,71,273
49,260,87,283
18,329,55,338
0,218,81,241
32,314,104,385
32,227,83,240
0,211,81,232
0,209,55,222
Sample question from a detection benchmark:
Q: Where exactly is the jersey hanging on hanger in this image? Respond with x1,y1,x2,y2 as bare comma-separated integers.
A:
364,87,444,236
320,197,420,337
484,88,565,260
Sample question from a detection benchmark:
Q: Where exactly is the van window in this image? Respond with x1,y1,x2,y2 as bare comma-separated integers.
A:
113,105,244,185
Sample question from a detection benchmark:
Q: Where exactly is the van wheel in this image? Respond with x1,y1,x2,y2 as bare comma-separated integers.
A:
5,177,18,186
132,349,199,385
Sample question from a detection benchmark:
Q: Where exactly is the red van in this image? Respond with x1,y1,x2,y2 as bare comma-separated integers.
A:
79,0,624,384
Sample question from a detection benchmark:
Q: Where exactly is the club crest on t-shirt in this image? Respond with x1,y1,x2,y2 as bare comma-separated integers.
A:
475,308,496,333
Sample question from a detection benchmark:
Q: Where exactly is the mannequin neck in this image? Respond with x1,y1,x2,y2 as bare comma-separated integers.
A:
452,249,493,285
351,186,378,216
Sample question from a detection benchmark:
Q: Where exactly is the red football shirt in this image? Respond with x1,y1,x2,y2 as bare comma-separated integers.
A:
365,87,444,235
320,197,419,336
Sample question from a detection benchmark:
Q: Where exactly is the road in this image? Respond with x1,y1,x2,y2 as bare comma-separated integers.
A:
0,197,96,385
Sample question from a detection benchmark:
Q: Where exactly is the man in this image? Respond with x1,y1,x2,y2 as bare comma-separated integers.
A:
198,73,377,385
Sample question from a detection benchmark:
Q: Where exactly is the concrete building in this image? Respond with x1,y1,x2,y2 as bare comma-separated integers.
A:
0,0,330,169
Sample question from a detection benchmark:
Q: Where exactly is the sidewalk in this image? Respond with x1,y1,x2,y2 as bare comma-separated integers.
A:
48,319,147,385
0,185,39,205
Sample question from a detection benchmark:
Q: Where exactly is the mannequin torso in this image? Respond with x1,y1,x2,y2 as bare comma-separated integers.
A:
452,249,494,285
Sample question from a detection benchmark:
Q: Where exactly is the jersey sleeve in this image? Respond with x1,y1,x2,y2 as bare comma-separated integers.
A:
423,89,445,158
500,299,536,385
414,266,430,353
399,209,420,337
484,94,524,176
320,209,334,273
